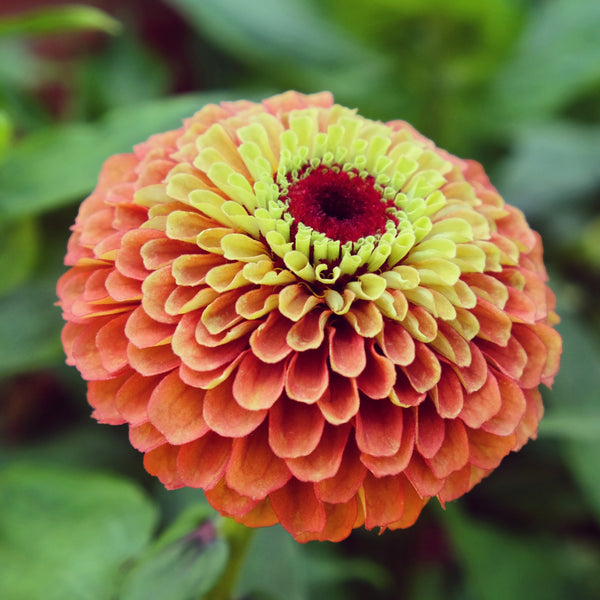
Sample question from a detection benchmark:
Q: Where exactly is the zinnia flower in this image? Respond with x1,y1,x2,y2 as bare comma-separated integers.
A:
57,91,561,542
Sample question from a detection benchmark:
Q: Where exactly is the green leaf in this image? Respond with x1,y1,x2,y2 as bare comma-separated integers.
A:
562,440,600,524
0,463,157,600
0,4,121,37
490,0,600,123
0,90,261,219
236,526,310,600
495,121,600,218
0,217,38,295
76,33,170,117
0,274,64,378
120,506,228,600
0,109,11,161
443,505,570,600
165,0,370,68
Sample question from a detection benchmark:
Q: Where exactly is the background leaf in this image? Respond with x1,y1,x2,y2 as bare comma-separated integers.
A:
120,506,228,600
0,5,121,37
0,463,157,600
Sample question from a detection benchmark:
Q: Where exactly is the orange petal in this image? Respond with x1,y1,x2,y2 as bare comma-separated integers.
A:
430,320,472,367
317,372,359,425
235,286,280,319
391,370,427,407
478,336,527,381
356,340,396,399
125,306,174,348
387,476,427,529
511,324,547,388
269,479,326,537
379,320,415,366
514,388,543,450
129,422,165,452
404,454,445,498
237,498,278,529
201,290,243,334
177,432,232,490
315,439,366,503
232,353,286,410
268,396,324,458
286,309,331,351
360,409,415,477
115,228,163,280
471,297,513,346
285,344,329,403
140,267,179,324
363,472,405,529
88,374,128,424
249,311,293,363
147,370,209,444
278,283,321,321
144,443,184,489
400,342,441,393
127,342,180,376
481,372,526,436
426,418,469,479
431,365,464,418
437,464,472,504
71,317,113,380
116,372,162,425
328,320,366,377
179,352,246,390
450,342,488,393
285,423,350,482
415,401,445,459
297,499,358,543
96,313,130,373
459,370,502,428
195,317,257,348
205,478,259,518
533,322,562,385
203,376,267,437
355,398,403,457
344,300,383,337
142,238,200,271
467,427,516,470
172,315,248,371
226,423,291,499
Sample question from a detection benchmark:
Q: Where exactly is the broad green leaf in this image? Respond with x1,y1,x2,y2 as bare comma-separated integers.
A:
489,0,600,123
0,5,121,37
0,463,157,600
76,33,170,117
563,440,600,524
237,526,310,600
0,109,11,161
0,90,260,219
236,525,390,600
443,505,569,600
120,506,228,600
0,275,64,378
165,0,371,68
0,217,38,295
495,122,600,218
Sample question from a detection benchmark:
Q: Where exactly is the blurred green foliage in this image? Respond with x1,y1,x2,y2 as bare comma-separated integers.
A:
1,1,599,598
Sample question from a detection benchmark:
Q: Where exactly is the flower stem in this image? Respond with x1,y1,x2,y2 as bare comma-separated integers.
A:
205,518,255,600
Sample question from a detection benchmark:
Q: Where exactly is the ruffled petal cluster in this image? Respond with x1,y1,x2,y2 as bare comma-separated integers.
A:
57,91,561,542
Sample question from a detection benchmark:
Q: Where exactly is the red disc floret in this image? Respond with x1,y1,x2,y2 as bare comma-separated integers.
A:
286,167,396,243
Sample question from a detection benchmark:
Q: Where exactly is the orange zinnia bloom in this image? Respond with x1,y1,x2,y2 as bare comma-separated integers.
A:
57,91,561,542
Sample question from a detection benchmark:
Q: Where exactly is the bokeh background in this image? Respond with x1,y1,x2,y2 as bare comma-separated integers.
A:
1,1,600,598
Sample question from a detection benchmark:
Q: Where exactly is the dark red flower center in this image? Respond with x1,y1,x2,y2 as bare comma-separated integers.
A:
286,167,396,243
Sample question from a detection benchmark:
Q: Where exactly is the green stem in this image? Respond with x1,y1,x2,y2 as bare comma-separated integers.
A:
205,518,255,600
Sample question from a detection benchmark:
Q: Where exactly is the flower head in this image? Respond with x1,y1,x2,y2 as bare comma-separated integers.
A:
57,91,561,542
